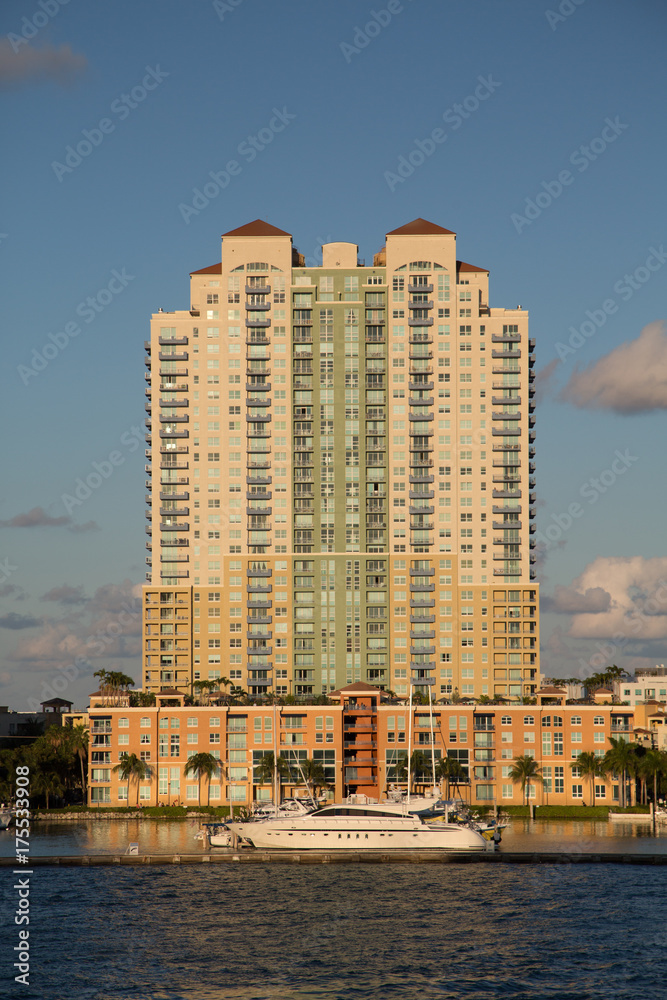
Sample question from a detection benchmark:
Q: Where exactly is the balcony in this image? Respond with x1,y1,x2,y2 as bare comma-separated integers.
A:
408,316,434,326
409,598,435,609
492,366,521,375
245,284,271,295
158,352,188,361
158,410,189,423
245,318,271,328
491,333,521,343
492,427,521,436
407,282,433,293
159,429,188,439
343,701,375,714
159,491,189,502
247,615,272,625
410,643,435,652
491,349,520,359
408,299,433,310
408,380,434,392
159,335,188,346
247,599,272,610
159,522,189,531
492,489,522,500
245,381,271,392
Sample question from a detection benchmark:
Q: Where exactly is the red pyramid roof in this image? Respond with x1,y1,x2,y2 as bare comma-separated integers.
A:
386,218,456,237
222,219,291,237
190,262,222,275
457,260,489,273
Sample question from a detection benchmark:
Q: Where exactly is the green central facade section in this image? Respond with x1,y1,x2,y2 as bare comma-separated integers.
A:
290,266,391,696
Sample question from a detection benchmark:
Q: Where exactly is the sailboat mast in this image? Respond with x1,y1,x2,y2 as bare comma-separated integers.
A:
407,684,413,807
428,683,437,794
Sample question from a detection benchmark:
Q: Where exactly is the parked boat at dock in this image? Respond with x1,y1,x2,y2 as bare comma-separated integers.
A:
228,801,490,851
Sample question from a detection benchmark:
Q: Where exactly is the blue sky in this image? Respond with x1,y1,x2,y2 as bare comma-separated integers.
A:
1,0,666,710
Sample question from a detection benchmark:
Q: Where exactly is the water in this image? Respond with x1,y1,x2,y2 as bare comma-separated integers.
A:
2,822,667,999
2,816,666,858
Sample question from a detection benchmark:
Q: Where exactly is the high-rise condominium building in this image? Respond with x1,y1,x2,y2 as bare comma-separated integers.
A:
142,219,539,703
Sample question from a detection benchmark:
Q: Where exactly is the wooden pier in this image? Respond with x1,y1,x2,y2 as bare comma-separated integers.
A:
3,850,667,867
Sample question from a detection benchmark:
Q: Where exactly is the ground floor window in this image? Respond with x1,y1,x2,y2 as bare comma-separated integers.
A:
475,784,494,801
186,786,199,801
502,784,513,799
595,784,606,799
571,784,583,799
91,787,110,803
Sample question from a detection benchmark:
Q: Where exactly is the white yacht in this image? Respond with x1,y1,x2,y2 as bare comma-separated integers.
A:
228,801,489,851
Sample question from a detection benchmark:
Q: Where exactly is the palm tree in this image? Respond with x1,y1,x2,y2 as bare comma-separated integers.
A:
68,724,89,799
299,758,327,801
32,770,65,809
509,754,544,807
603,737,637,808
253,752,289,804
571,751,603,806
434,755,467,801
387,749,432,794
193,680,212,706
637,749,667,830
183,753,222,806
113,753,153,807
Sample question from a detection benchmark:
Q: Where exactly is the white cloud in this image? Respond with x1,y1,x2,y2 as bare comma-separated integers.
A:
561,556,667,640
0,40,87,90
8,579,142,674
542,585,611,614
560,321,667,413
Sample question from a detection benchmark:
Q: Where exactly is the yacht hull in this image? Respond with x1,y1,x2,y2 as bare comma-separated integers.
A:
229,817,488,851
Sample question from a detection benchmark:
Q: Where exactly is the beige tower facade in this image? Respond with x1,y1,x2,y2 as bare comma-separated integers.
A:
143,219,539,704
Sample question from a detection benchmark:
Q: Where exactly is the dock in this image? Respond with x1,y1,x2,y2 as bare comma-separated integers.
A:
3,850,667,866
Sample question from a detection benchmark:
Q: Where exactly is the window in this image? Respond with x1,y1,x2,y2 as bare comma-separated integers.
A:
595,784,606,799
523,716,534,725
594,716,604,725
572,784,583,799
501,716,511,726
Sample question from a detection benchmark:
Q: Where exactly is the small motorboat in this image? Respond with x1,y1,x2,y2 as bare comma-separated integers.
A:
195,822,232,848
